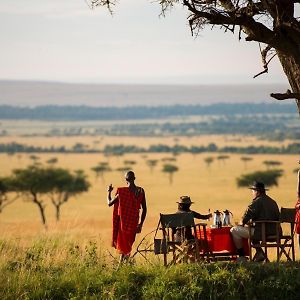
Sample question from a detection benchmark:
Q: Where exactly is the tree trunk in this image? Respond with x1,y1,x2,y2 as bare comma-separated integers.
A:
277,51,300,115
55,204,61,221
33,195,47,227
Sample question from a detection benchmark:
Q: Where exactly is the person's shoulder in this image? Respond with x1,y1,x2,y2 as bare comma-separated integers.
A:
136,186,145,193
117,187,128,193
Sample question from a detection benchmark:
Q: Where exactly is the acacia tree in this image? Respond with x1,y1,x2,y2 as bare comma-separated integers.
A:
162,164,179,185
91,162,111,182
240,156,253,169
47,168,90,221
237,169,283,187
263,160,282,169
11,166,51,227
94,1,300,114
204,157,214,169
146,159,158,173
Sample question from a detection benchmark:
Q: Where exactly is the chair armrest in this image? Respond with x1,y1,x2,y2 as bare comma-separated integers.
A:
248,220,280,225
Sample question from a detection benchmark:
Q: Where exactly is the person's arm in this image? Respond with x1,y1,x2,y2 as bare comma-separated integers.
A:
136,190,147,233
242,199,259,226
107,184,118,207
192,210,212,220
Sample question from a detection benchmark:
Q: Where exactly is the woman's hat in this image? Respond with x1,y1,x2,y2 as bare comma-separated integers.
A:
248,181,268,191
177,196,194,204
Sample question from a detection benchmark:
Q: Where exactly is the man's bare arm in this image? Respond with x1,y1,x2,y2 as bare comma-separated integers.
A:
136,193,147,233
107,184,118,207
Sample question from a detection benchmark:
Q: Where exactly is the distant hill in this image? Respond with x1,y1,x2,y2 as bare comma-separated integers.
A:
0,80,289,107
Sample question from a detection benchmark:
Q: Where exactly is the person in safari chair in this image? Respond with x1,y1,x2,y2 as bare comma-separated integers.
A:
230,181,280,262
174,196,212,242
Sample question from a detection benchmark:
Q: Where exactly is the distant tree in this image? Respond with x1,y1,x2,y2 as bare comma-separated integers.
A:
91,162,111,183
47,168,90,221
237,169,283,188
29,155,40,165
204,157,214,169
240,156,253,169
0,177,19,213
293,168,299,174
217,155,230,165
124,160,137,166
161,157,176,162
162,164,179,185
146,159,158,173
46,157,58,166
263,160,282,169
116,166,131,175
72,143,88,152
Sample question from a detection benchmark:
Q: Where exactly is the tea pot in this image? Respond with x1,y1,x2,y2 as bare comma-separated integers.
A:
222,209,233,226
213,210,223,228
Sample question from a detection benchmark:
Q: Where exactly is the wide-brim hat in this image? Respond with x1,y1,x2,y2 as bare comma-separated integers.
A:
177,196,194,204
248,181,269,191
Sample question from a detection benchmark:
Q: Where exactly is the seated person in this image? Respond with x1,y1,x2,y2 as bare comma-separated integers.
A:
174,196,212,242
230,181,280,262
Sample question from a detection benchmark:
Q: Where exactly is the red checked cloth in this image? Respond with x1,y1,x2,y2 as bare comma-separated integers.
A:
295,199,300,234
112,187,144,255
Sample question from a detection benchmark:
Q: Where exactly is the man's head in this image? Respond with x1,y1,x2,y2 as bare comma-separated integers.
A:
125,171,135,183
177,196,193,211
249,181,268,197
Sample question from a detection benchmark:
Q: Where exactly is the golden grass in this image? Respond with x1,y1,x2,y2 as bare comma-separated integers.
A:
0,135,299,260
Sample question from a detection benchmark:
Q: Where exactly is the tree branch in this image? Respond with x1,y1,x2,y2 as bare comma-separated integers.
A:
183,0,277,46
270,89,300,100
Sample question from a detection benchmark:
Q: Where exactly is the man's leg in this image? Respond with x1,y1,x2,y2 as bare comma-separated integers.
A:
230,225,250,256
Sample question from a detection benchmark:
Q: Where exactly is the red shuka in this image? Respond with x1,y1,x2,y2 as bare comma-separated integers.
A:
112,187,144,255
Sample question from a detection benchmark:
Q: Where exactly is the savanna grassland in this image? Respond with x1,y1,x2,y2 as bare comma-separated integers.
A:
0,134,299,254
1,105,300,299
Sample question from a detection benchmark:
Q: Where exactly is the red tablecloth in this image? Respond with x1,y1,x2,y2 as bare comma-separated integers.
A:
197,226,249,255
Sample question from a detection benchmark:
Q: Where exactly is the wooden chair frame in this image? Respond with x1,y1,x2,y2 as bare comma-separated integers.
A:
248,207,296,262
154,212,211,266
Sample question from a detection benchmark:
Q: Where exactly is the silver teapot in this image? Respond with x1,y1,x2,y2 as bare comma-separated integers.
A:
213,210,223,228
222,209,233,226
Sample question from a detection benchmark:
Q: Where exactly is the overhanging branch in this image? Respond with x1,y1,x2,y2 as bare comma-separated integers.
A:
270,89,300,100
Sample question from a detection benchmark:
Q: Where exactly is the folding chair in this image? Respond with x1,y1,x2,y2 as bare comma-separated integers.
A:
248,207,296,262
278,207,296,261
248,220,281,262
154,212,210,266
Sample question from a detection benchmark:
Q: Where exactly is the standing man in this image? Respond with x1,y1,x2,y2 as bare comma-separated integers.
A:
107,171,147,264
230,181,280,262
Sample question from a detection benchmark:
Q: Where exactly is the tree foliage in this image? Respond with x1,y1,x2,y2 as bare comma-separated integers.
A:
236,169,283,188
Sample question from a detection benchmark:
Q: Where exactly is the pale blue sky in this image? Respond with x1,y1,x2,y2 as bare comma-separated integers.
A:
0,0,289,85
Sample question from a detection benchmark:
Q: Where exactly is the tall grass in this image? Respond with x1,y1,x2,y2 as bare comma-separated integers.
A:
1,237,300,300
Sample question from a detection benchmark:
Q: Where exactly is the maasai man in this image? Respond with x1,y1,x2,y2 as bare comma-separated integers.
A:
107,171,147,263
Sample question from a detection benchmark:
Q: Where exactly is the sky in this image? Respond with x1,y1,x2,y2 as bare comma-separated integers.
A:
0,0,290,85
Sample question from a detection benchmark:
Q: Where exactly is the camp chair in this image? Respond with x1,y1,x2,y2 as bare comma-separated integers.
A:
154,212,210,266
248,207,296,262
278,207,296,261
